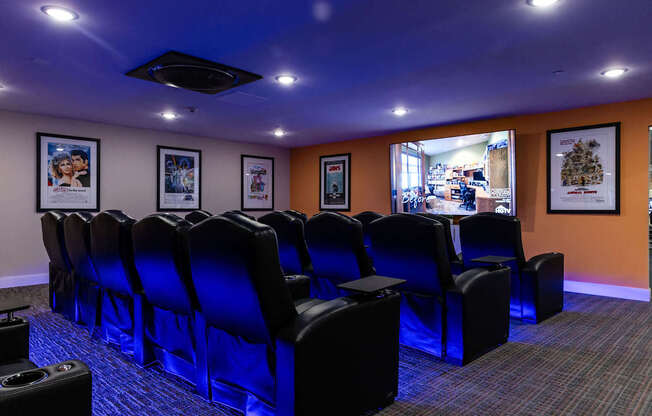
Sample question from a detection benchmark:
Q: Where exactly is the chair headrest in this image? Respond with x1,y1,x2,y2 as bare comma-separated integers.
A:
187,216,295,343
184,210,212,224
368,214,453,295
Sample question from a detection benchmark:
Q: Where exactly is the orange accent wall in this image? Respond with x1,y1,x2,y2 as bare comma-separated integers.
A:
291,98,652,290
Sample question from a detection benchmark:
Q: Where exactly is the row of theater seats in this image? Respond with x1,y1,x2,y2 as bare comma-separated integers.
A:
352,211,565,324
40,207,564,415
41,209,400,416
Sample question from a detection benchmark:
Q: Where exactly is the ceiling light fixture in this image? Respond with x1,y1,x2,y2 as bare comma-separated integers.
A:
392,107,408,117
273,128,286,137
527,0,559,7
41,5,79,21
275,75,297,86
601,68,628,78
161,112,178,120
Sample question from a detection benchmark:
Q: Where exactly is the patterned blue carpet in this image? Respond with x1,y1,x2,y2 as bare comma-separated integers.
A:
2,285,651,416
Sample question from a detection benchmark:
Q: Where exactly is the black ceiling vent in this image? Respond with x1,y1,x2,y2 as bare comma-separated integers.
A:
126,51,262,94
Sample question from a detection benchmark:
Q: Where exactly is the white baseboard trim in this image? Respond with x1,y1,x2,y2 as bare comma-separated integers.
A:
564,280,650,302
0,273,49,289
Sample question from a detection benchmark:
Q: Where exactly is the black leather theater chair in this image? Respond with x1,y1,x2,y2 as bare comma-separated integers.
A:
304,212,375,300
283,209,308,224
90,210,146,361
223,210,256,221
352,211,384,248
40,211,75,319
184,210,212,225
132,214,200,384
186,216,401,416
459,213,564,323
0,302,92,415
258,211,312,275
369,214,511,365
232,212,311,300
64,212,101,334
416,213,464,274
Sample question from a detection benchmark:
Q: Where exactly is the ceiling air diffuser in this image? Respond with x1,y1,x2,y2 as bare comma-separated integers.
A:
126,51,262,94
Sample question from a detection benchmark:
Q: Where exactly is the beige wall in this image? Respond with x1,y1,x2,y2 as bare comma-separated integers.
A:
0,110,290,280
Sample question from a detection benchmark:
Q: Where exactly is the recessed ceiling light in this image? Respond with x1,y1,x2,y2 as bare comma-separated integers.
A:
601,68,628,78
392,107,408,117
273,128,286,137
527,0,559,7
41,6,79,22
56,146,64,152
275,75,298,86
161,112,178,120
555,153,564,157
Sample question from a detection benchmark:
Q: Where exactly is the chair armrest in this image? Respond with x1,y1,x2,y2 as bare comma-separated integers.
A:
521,253,564,323
285,275,311,301
0,318,29,363
446,267,510,365
452,267,509,295
0,360,92,415
276,293,401,416
522,253,564,274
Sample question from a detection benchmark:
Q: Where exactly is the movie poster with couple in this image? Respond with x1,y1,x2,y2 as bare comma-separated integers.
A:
158,146,201,211
37,133,100,212
241,155,274,211
547,122,620,214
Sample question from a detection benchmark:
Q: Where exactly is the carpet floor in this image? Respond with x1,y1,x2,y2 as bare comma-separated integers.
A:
1,285,650,416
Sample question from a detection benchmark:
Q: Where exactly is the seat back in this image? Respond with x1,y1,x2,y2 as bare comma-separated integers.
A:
305,212,374,282
133,214,197,314
459,213,525,269
41,211,71,272
352,211,384,247
416,213,458,262
258,211,312,275
90,210,142,296
63,212,98,283
368,214,453,295
283,209,307,224
184,210,212,225
186,216,296,344
223,210,256,221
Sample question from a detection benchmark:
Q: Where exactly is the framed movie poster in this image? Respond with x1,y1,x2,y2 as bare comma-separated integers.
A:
37,132,100,212
241,155,274,211
157,145,201,211
547,122,620,214
320,153,351,211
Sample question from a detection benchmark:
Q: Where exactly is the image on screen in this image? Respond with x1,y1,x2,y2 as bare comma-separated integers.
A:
389,130,516,216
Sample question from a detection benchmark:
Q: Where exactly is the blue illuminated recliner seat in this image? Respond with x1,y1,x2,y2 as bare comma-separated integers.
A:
63,212,101,334
459,213,564,323
352,211,384,248
368,214,511,365
40,211,75,319
186,216,401,416
415,213,464,274
304,212,375,299
89,210,146,361
184,209,212,225
257,211,312,299
132,214,200,384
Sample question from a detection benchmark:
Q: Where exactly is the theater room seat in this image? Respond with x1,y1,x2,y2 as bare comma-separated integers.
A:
185,215,401,415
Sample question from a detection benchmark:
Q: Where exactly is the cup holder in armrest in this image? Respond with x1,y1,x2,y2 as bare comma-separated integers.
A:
1,369,48,388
